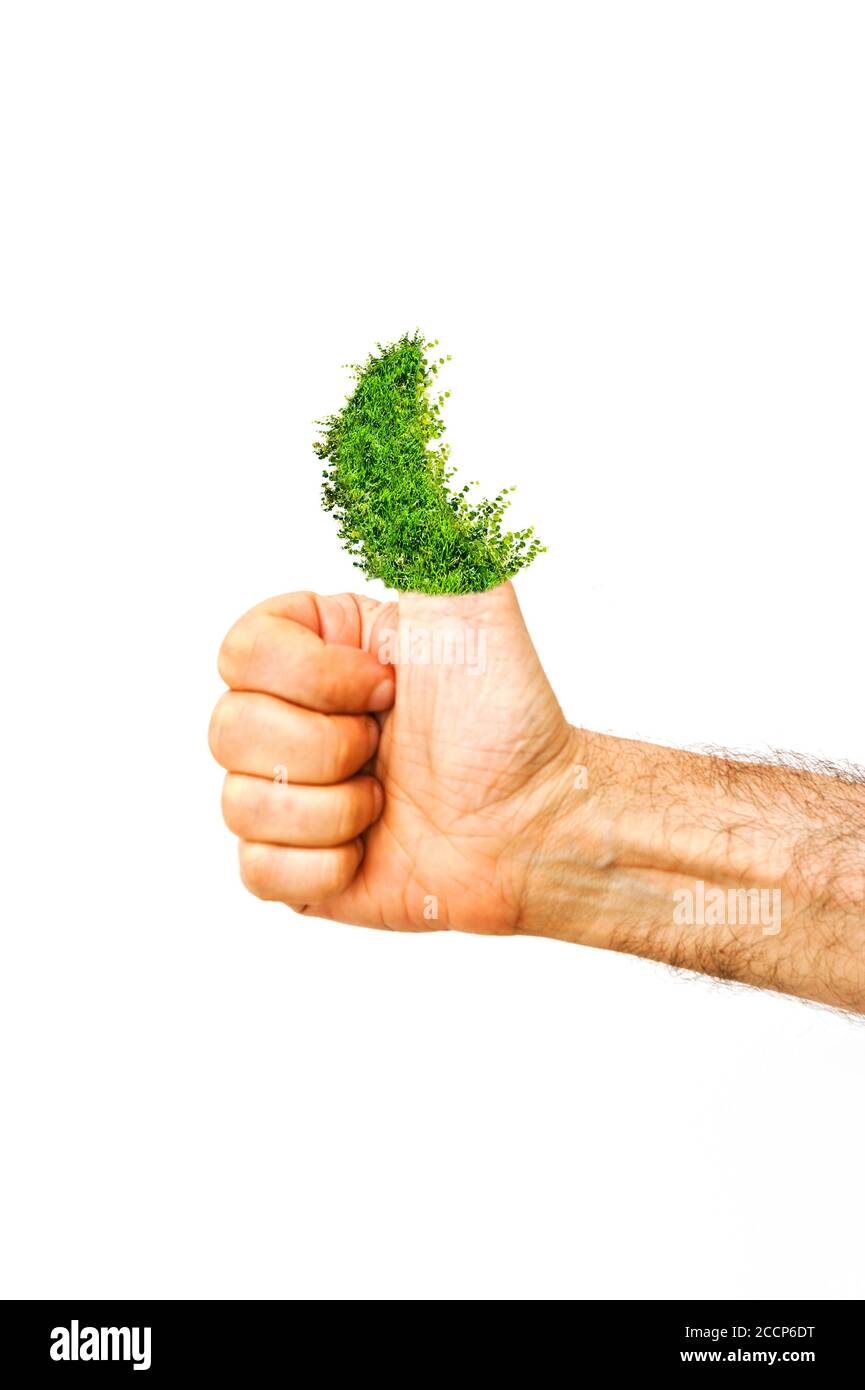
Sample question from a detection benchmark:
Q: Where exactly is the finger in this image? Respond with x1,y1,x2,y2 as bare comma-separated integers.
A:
222,773,383,847
218,595,394,714
238,838,363,904
209,691,378,783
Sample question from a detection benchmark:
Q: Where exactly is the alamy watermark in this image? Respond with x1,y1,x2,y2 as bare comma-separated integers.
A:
50,1320,151,1371
376,623,487,674
673,880,781,937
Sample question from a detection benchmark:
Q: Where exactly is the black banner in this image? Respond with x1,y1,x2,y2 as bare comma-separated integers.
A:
0,1300,859,1377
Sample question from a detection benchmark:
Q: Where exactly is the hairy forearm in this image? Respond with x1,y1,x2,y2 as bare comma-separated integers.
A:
525,729,865,1011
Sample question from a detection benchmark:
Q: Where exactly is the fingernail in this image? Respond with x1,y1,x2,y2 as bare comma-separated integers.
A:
372,780,384,818
369,678,395,711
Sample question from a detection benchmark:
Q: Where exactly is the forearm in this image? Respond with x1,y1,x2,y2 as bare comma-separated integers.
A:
526,729,865,1011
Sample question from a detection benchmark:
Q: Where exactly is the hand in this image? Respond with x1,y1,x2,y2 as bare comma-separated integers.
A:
209,583,865,1008
209,583,578,932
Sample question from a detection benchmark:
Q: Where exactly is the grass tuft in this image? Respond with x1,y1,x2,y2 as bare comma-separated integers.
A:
314,332,545,593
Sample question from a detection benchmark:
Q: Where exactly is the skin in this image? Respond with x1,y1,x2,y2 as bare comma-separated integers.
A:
209,582,865,1013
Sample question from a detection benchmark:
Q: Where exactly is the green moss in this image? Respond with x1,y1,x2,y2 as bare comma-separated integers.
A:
314,332,545,594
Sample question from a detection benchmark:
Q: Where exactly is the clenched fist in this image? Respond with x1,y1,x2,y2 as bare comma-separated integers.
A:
208,583,579,933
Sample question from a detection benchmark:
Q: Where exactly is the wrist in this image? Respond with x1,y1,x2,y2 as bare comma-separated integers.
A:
516,724,625,947
517,728,780,950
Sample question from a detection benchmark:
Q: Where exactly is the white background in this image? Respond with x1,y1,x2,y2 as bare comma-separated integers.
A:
2,1,864,1299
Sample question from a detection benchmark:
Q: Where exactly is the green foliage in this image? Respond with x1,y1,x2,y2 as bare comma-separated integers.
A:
314,332,545,594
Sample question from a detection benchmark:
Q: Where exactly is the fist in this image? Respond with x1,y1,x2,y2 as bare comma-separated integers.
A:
209,584,577,934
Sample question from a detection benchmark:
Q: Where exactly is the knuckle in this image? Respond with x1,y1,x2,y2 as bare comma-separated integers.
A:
316,662,343,710
349,723,369,775
333,789,358,839
332,732,351,782
327,716,371,781
324,843,360,896
221,774,252,835
238,842,276,900
218,616,258,688
323,720,352,781
334,792,359,842
208,691,236,764
336,782,372,841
